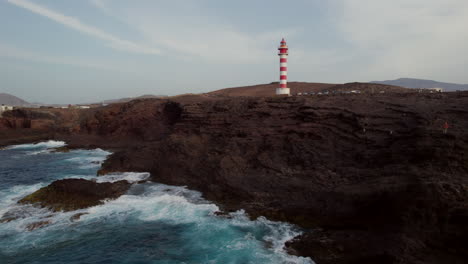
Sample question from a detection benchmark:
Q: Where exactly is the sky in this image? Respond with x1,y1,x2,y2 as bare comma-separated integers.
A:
1,0,468,104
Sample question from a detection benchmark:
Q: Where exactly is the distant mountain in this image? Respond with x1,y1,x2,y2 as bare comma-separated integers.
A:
371,78,468,92
208,82,337,97
0,93,30,106
100,94,168,105
207,82,412,97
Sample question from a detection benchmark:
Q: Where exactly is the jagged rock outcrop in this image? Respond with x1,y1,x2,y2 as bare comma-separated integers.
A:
93,94,468,264
2,89,468,263
0,108,82,146
19,179,131,212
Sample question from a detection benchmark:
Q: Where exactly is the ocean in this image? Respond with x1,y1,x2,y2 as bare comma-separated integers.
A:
0,141,313,264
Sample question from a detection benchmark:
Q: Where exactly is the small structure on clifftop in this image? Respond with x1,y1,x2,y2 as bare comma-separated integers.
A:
428,87,443,93
276,38,290,96
0,104,14,117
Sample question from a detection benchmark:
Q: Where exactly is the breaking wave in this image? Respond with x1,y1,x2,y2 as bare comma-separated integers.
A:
6,140,66,150
0,143,314,264
96,172,151,183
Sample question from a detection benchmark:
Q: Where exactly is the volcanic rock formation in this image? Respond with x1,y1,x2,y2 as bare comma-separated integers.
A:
1,83,468,264
19,179,131,212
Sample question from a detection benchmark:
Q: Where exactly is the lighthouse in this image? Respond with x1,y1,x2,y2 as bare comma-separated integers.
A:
276,38,290,96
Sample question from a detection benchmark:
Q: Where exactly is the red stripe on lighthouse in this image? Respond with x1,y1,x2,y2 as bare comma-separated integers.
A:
276,38,290,96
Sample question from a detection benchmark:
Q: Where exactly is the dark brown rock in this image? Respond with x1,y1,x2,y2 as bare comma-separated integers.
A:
70,212,89,221
2,87,468,263
25,220,51,231
50,146,70,153
19,179,131,212
95,94,468,263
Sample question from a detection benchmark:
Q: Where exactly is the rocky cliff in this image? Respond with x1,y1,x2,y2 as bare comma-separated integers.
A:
1,90,468,264
0,108,82,147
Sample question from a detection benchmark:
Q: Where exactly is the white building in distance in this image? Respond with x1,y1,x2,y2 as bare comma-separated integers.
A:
427,88,443,93
0,104,14,117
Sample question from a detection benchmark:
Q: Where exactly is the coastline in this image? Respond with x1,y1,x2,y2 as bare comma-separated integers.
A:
1,92,468,263
1,139,312,251
0,142,313,263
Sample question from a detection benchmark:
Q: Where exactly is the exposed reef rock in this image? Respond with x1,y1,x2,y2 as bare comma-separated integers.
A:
2,86,468,264
70,213,89,222
19,179,131,212
25,220,52,231
50,146,70,153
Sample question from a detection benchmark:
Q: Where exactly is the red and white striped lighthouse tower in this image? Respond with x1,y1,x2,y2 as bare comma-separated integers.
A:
276,38,290,96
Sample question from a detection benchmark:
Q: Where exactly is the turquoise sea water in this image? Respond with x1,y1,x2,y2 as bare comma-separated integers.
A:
0,141,313,264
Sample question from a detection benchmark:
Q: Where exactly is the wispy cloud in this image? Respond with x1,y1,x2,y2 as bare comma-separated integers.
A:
7,0,161,55
333,0,468,81
0,42,123,71
90,0,297,63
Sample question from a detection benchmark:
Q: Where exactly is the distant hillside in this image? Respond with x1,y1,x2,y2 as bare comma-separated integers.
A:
100,94,168,105
207,82,410,97
327,82,412,93
371,78,468,91
208,82,337,97
0,93,29,106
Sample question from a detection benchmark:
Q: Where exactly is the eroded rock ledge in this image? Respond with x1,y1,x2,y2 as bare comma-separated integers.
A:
19,179,131,212
2,91,468,264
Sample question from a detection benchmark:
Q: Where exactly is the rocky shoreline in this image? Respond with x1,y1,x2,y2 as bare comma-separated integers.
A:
1,91,468,264
19,179,131,212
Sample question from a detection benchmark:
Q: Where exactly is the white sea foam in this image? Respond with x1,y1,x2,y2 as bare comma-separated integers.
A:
66,148,111,158
82,183,313,263
26,149,52,155
258,217,301,252
66,156,104,168
0,181,90,251
0,183,44,217
5,140,66,150
222,210,313,263
64,149,111,168
82,183,216,224
0,173,313,263
95,172,150,183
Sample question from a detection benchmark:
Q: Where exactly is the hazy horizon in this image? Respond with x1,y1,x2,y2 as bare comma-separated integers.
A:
1,0,468,104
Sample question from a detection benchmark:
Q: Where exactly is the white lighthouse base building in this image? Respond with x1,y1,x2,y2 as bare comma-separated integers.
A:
276,88,290,95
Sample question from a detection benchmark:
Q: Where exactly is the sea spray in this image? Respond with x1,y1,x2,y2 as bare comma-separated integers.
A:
0,142,314,264
95,172,150,183
6,140,66,150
